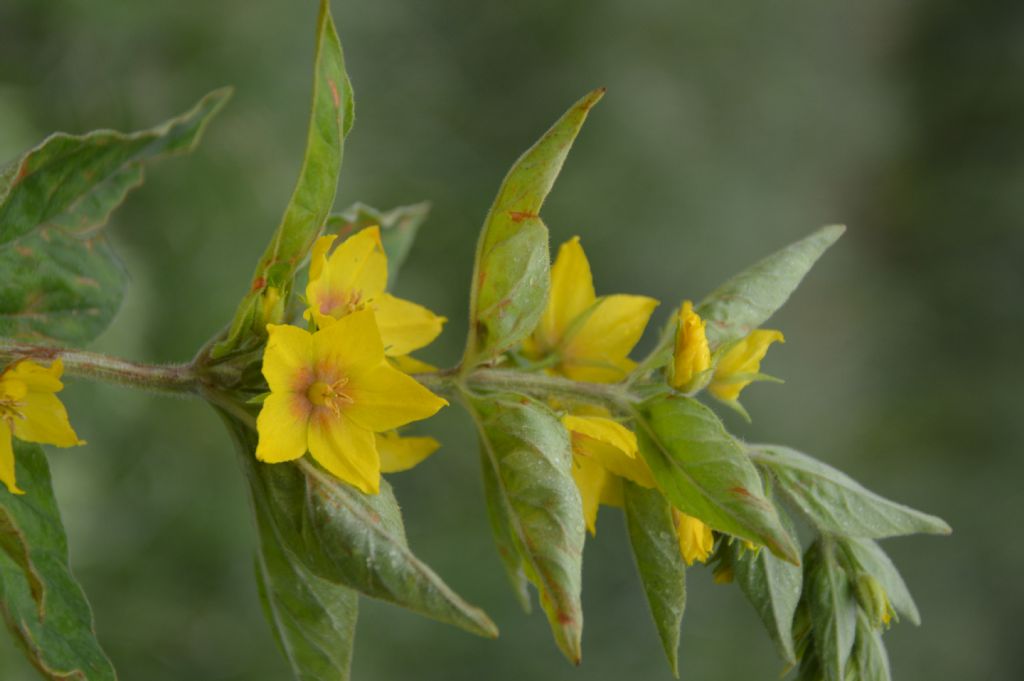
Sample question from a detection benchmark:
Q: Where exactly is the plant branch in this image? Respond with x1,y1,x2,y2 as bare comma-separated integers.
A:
0,339,199,396
415,366,634,410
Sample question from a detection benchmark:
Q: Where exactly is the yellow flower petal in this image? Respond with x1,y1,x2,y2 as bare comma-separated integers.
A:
308,412,380,494
599,475,625,507
263,324,315,393
373,293,446,357
11,391,82,447
709,329,785,402
0,421,25,495
4,357,64,393
673,509,715,566
309,234,338,282
672,300,711,389
535,237,596,353
306,227,387,321
255,392,311,463
345,362,447,432
561,294,659,383
562,414,638,458
312,309,386,383
376,432,441,473
571,453,607,535
389,355,438,374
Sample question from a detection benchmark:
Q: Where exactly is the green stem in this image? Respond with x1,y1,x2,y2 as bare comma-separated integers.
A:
415,367,634,409
0,339,199,396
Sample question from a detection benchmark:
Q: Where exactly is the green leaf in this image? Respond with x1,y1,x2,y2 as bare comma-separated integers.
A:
840,537,920,626
622,481,686,677
0,88,230,246
214,0,353,358
480,444,532,613
222,413,497,639
463,89,604,366
253,479,358,681
750,444,952,539
635,396,800,564
852,611,892,681
697,225,845,348
802,538,858,681
327,201,431,284
468,393,585,664
0,442,116,680
0,90,229,344
732,507,803,664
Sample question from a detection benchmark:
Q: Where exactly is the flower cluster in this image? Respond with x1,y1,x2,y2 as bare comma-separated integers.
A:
254,227,448,494
525,237,784,565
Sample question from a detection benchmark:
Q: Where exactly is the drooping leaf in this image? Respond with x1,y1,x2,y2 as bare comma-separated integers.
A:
463,89,604,366
750,444,951,539
732,507,803,664
0,442,116,680
635,396,800,564
253,481,358,681
622,480,686,677
802,538,858,681
214,0,354,357
697,225,845,348
222,413,497,639
327,202,431,284
480,445,532,613
0,90,229,344
468,393,585,663
851,610,892,681
840,537,920,626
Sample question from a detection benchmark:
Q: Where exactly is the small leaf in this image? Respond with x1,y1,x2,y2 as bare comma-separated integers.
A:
852,610,892,681
635,396,800,564
802,538,858,681
751,444,951,539
840,537,920,626
0,442,116,680
463,89,604,366
253,482,358,681
732,507,803,664
214,0,354,357
468,392,586,664
622,481,686,677
222,413,497,639
698,225,845,348
327,201,431,284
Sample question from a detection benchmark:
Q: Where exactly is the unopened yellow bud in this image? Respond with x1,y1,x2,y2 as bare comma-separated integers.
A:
672,301,711,390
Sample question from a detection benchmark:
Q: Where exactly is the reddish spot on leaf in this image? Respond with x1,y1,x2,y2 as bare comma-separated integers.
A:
328,78,341,109
74,276,100,289
508,211,538,222
14,246,33,257
557,611,574,625
729,486,753,498
251,276,266,292
14,161,29,184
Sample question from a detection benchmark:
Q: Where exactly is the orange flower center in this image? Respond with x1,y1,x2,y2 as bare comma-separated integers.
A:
320,289,366,318
306,377,354,415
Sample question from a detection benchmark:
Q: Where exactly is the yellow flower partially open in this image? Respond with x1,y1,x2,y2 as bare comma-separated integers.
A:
709,330,785,402
0,359,85,495
672,300,711,390
306,227,446,357
672,509,715,566
525,237,659,383
255,310,447,494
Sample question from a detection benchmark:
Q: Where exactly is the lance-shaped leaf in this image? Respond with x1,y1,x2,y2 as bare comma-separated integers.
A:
480,447,532,613
697,225,845,348
0,90,229,344
223,414,497,639
468,393,585,663
327,202,431,284
840,537,920,626
0,442,116,680
214,0,353,357
635,396,800,564
852,610,892,681
802,538,858,681
623,481,686,677
750,444,951,539
253,481,358,681
732,507,803,664
463,89,604,366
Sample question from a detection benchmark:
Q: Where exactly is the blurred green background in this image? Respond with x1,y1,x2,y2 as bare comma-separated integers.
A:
1,0,1021,678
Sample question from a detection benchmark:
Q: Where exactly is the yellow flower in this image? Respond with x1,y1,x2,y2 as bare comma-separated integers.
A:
672,509,715,566
562,411,656,534
0,359,85,495
255,310,448,494
306,227,446,357
671,300,711,390
375,431,441,473
525,237,659,383
708,330,785,402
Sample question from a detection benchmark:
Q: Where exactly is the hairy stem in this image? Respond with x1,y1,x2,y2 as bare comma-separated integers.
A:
416,367,634,409
0,339,199,396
